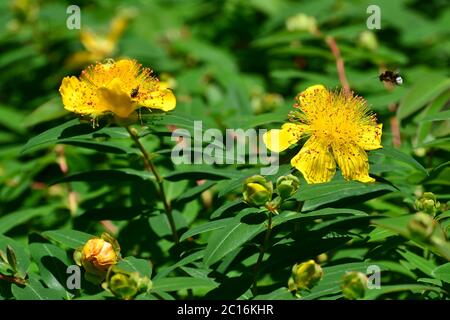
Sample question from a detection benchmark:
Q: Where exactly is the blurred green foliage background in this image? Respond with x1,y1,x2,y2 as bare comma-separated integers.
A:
0,0,449,300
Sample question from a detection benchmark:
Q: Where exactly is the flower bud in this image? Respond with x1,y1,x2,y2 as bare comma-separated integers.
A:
76,234,120,278
358,31,378,51
243,175,273,207
105,267,152,300
415,192,440,216
276,174,300,199
288,260,323,291
341,272,368,300
285,13,318,34
407,212,436,242
252,93,284,114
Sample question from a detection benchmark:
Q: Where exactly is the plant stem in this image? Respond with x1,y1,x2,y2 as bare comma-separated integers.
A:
126,126,179,244
325,35,350,95
0,273,26,285
251,209,273,296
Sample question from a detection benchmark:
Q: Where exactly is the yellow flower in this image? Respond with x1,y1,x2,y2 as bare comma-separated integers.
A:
81,238,118,276
59,59,176,120
66,9,135,68
263,85,382,184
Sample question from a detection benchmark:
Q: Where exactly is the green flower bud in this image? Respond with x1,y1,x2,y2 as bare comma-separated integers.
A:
285,13,318,34
413,147,426,157
408,212,436,242
288,260,323,291
358,31,378,51
276,174,300,199
415,192,440,216
341,272,368,300
105,267,152,300
243,175,273,207
252,93,284,114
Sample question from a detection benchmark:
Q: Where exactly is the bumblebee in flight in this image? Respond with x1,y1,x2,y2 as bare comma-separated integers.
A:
379,70,403,86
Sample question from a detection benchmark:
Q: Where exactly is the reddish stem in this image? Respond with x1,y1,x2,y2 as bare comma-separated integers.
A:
325,36,350,95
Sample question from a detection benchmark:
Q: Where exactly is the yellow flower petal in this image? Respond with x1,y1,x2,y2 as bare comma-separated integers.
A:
107,13,130,44
137,88,176,112
332,143,374,183
59,76,107,115
291,137,336,184
97,78,136,118
263,123,306,152
296,84,331,115
357,123,383,150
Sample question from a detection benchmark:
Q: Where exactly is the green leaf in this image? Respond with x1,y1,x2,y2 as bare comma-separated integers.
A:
254,288,294,300
23,97,68,127
175,180,216,204
180,217,234,242
115,256,152,279
0,205,56,234
398,250,436,277
372,215,450,260
153,250,204,281
164,166,241,181
228,111,287,129
152,277,218,292
364,284,444,300
145,111,213,133
397,74,450,120
0,235,30,278
148,210,187,238
421,110,450,122
431,263,450,283
272,208,367,227
78,206,146,221
21,119,81,154
42,230,94,249
372,146,427,175
294,180,396,211
0,104,26,134
11,278,65,300
203,208,266,267
210,199,244,219
419,137,450,149
54,138,134,154
53,169,155,185
21,120,134,155
29,243,71,294
415,90,450,146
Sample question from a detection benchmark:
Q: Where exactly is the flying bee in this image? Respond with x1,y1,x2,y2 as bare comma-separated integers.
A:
130,86,140,98
379,70,403,86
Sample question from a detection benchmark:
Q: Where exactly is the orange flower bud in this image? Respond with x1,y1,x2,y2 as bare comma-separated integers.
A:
81,238,118,276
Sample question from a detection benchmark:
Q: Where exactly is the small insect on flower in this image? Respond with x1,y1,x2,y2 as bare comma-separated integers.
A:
130,86,139,98
379,70,403,86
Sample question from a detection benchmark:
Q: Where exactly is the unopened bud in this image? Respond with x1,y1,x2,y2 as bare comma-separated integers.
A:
341,271,368,300
408,212,436,242
105,267,152,300
243,175,273,207
252,93,284,114
415,192,440,216
276,174,300,199
358,31,378,51
286,13,318,34
75,233,120,279
288,260,323,291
